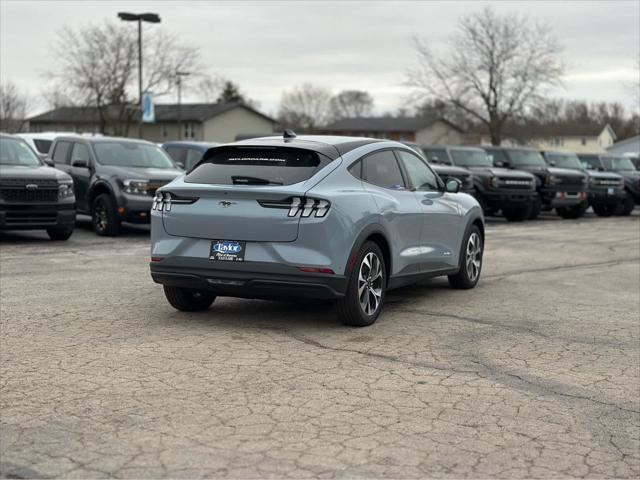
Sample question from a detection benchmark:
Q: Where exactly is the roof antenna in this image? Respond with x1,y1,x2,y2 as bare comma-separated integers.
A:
283,129,297,139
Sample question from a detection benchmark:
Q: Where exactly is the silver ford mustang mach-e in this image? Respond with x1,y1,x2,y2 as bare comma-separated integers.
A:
150,133,484,326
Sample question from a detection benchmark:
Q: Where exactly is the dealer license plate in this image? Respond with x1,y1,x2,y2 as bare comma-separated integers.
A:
210,240,246,262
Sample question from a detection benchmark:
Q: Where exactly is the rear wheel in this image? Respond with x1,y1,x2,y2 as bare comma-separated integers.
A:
336,241,386,327
616,192,635,216
47,225,74,241
163,286,216,312
92,193,121,236
502,204,531,222
448,226,483,289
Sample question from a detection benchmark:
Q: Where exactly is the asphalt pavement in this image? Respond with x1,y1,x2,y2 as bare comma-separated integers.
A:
1,212,639,478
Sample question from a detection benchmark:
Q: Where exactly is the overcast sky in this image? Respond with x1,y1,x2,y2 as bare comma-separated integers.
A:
1,0,638,116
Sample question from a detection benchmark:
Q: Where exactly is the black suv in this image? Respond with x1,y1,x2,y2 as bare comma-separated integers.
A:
424,145,537,221
0,134,75,240
484,147,588,219
542,151,625,217
48,136,183,235
578,153,639,216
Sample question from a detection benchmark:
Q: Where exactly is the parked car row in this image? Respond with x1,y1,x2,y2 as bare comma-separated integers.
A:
1,132,637,243
405,143,636,221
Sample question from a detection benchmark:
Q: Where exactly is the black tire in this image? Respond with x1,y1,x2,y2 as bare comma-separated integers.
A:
448,225,483,289
528,196,542,220
163,286,216,312
336,241,386,327
502,204,531,222
46,225,74,241
592,203,616,217
616,192,635,216
92,193,121,236
556,201,588,219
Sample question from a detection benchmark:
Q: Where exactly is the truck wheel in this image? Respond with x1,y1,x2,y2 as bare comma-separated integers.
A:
336,241,386,327
615,193,635,216
528,196,542,219
448,225,483,289
592,203,616,217
557,201,587,219
502,204,531,222
47,226,74,241
92,193,121,236
163,286,216,312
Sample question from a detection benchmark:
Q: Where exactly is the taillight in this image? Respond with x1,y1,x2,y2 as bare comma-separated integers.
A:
258,197,330,218
152,191,198,211
298,267,335,274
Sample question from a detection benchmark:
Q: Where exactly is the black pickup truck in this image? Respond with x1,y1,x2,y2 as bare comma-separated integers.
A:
484,147,589,219
423,145,537,221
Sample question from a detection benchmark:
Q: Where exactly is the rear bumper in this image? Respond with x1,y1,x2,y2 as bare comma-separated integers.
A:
549,191,587,207
150,259,348,300
0,204,76,230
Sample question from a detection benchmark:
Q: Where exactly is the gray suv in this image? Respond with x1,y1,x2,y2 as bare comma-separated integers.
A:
150,134,484,326
49,136,183,235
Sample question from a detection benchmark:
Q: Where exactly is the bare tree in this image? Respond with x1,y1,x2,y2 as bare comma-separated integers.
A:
408,6,564,145
195,75,227,102
49,21,200,135
0,80,30,133
329,90,374,121
41,83,79,110
278,83,332,132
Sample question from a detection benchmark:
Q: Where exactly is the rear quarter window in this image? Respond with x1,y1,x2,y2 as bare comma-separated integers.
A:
33,139,53,154
185,147,332,186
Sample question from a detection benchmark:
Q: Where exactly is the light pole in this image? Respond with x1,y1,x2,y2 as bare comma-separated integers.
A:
175,71,190,140
117,12,161,139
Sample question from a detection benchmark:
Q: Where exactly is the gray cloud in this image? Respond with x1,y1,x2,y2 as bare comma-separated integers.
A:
1,0,638,116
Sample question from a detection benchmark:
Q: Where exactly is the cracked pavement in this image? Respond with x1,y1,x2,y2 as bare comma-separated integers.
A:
1,213,639,478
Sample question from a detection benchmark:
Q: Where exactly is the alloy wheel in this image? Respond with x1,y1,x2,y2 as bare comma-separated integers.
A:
466,232,482,282
94,200,108,233
358,252,383,316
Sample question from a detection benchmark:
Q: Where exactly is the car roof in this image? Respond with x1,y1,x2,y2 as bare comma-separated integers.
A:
54,135,155,145
229,135,384,159
15,132,76,140
162,141,220,149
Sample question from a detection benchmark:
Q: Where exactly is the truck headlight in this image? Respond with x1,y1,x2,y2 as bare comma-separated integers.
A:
544,175,556,186
58,182,74,199
489,176,499,187
123,179,151,196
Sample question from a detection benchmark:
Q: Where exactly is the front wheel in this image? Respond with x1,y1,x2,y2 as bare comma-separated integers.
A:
615,192,635,216
336,241,386,327
92,193,121,236
448,225,483,289
47,226,74,241
163,286,216,312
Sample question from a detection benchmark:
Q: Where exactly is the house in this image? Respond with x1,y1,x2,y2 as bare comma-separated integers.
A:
607,135,640,156
27,102,277,143
473,122,617,153
321,116,466,145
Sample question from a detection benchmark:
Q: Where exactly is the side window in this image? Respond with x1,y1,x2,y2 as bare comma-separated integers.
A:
396,150,439,191
33,139,53,154
165,146,186,164
70,142,90,165
348,160,362,179
424,148,450,165
486,149,508,166
361,150,405,189
52,141,72,164
579,156,600,170
185,149,204,170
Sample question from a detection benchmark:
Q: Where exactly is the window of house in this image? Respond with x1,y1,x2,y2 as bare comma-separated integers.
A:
581,137,587,146
361,150,405,189
184,123,195,139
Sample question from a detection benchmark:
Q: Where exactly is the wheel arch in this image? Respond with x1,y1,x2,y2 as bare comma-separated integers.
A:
88,181,116,210
346,224,392,280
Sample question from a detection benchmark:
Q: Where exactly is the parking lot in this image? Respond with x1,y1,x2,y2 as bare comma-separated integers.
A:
1,213,639,479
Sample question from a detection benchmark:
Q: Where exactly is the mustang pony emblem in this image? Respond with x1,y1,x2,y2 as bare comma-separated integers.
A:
218,201,236,208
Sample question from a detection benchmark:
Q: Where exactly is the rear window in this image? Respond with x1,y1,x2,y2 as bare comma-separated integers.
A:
185,147,332,186
33,139,53,154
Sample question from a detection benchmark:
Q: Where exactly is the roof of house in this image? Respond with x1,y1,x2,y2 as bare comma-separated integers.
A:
322,116,464,133
28,102,276,124
473,122,615,140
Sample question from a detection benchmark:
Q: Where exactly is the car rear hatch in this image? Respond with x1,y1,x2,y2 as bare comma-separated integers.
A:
159,145,334,242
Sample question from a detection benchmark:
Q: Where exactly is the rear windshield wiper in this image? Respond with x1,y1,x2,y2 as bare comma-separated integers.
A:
231,175,283,185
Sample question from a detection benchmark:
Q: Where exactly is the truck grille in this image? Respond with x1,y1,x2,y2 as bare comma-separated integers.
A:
0,179,59,203
555,176,587,188
592,179,623,187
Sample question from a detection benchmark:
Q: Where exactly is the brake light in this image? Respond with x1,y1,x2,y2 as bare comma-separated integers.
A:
150,256,164,262
258,197,331,218
298,267,335,274
152,191,198,212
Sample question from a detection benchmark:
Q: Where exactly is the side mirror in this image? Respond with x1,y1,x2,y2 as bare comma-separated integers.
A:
41,155,54,167
445,178,461,193
549,160,556,167
72,159,88,168
430,156,440,164
176,161,185,170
